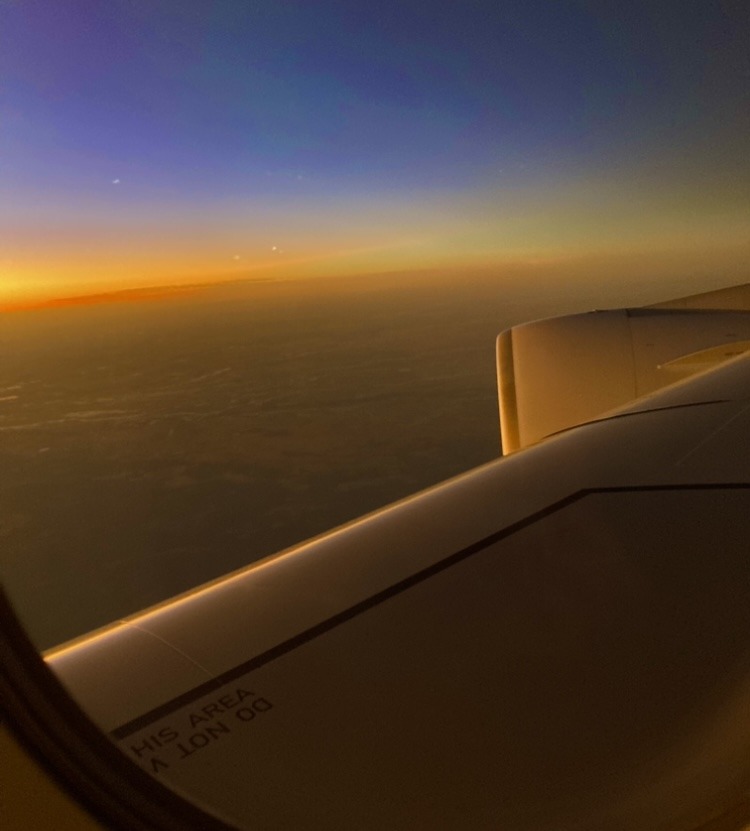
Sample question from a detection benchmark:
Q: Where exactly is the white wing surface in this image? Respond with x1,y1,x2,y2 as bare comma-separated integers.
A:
44,287,750,830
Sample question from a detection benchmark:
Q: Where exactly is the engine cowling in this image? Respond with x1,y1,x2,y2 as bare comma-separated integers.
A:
497,298,750,454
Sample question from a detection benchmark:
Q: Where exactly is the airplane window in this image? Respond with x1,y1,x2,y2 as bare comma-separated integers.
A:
2,2,749,829
2,0,747,649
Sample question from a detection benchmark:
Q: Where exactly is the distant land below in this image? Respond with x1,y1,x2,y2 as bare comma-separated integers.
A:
1,262,747,648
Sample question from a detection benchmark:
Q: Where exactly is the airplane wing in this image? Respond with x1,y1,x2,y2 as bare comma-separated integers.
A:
3,284,750,830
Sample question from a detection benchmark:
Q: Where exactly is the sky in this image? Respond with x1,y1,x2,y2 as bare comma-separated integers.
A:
1,0,748,306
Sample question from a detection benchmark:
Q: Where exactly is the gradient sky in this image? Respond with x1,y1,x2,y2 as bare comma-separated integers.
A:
1,1,748,305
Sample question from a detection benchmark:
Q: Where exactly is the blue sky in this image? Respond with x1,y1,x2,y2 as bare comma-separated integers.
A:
1,1,748,303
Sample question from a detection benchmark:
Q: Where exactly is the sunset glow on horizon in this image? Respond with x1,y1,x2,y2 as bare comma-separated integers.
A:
1,2,748,308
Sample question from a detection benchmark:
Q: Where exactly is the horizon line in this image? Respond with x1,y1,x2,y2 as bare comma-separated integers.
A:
0,264,499,313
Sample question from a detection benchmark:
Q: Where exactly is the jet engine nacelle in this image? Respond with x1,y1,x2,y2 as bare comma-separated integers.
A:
497,299,750,454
